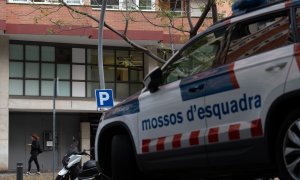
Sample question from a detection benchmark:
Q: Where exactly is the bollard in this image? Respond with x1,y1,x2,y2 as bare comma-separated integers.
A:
16,162,23,180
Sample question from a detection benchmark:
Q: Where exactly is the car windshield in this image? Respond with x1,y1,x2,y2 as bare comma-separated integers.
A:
161,28,226,84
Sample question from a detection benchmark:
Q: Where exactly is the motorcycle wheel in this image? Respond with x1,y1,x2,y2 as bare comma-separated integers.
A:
56,175,69,180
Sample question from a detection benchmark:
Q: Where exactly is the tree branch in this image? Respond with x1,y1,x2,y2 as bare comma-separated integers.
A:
186,0,194,30
104,22,165,63
190,0,215,38
62,1,99,22
128,0,190,33
124,0,129,35
137,9,189,33
211,3,218,23
61,0,165,63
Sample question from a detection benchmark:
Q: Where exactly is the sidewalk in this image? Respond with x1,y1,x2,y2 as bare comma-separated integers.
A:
0,172,56,180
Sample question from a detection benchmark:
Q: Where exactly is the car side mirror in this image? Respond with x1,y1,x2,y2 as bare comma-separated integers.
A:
143,67,163,93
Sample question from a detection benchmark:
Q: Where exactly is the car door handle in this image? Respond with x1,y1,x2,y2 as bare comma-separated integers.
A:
188,84,205,93
265,62,287,72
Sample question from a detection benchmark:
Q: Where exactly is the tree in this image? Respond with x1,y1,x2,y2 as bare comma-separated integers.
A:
25,0,232,63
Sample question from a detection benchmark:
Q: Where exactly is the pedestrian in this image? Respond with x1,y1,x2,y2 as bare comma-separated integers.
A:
25,133,41,175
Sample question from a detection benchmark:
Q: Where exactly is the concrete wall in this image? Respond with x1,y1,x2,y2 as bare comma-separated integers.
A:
0,35,9,170
9,99,98,113
9,112,80,171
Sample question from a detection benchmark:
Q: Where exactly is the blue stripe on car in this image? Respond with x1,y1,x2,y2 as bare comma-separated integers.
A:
180,64,240,101
104,93,140,120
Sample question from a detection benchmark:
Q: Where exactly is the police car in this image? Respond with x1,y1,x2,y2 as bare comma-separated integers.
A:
95,1,300,179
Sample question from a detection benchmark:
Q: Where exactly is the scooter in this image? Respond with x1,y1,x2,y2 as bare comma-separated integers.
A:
56,149,102,180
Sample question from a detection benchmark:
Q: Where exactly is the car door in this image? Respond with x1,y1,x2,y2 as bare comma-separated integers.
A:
205,10,295,167
137,27,227,172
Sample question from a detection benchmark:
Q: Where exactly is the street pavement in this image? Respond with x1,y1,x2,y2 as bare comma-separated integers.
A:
0,172,56,180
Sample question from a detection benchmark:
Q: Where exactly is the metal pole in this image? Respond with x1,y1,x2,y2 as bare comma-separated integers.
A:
52,78,57,180
97,0,107,89
16,162,23,180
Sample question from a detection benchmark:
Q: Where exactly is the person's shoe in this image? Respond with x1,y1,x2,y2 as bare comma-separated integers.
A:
25,172,31,175
36,172,41,175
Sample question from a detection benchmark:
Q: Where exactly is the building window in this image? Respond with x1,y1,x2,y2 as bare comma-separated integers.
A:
91,0,120,9
64,0,82,4
8,0,82,5
119,0,137,10
42,46,55,62
9,80,23,95
7,0,153,7
9,42,144,100
56,47,72,63
86,48,144,99
91,0,155,10
41,80,54,96
170,0,182,11
138,0,153,10
10,44,23,60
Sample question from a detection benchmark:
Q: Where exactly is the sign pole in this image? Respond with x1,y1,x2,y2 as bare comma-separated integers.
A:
52,78,58,180
98,0,107,90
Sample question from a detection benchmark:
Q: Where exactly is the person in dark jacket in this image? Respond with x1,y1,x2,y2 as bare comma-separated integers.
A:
25,133,41,175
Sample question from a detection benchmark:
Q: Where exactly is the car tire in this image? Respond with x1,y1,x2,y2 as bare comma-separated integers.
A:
111,134,138,180
276,108,300,180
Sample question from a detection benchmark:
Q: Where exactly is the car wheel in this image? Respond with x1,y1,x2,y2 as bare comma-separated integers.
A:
111,134,138,180
276,108,300,180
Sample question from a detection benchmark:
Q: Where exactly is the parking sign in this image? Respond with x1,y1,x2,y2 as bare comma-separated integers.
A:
95,89,114,110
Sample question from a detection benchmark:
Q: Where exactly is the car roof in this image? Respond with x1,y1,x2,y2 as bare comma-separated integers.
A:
218,0,288,25
212,0,295,30
162,0,300,69
186,0,298,49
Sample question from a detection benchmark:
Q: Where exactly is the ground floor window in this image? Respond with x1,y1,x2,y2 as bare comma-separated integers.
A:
9,41,144,100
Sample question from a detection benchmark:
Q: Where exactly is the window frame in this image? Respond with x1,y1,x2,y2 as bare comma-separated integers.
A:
90,0,155,11
7,0,155,10
137,0,154,10
293,6,300,42
7,0,84,5
223,9,293,64
90,0,120,9
9,41,145,99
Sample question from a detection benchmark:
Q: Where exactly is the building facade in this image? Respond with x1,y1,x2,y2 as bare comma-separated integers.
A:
0,0,231,171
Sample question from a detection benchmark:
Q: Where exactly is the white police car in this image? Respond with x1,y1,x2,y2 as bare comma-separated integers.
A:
95,1,300,179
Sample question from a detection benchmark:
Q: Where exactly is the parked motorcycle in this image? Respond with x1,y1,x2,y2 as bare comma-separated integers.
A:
56,139,103,180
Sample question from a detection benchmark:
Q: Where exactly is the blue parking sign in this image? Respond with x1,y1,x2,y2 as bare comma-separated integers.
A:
95,89,114,110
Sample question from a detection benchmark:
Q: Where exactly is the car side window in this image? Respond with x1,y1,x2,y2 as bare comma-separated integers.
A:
162,28,226,84
226,11,292,63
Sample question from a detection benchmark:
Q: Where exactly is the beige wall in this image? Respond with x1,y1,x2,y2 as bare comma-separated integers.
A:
0,35,9,170
81,122,90,164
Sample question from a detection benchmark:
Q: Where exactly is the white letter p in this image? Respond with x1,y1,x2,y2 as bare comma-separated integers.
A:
99,92,110,105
